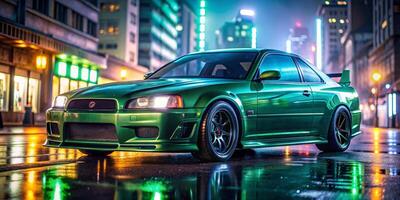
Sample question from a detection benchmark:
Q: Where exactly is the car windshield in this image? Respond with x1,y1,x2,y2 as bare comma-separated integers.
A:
149,52,258,79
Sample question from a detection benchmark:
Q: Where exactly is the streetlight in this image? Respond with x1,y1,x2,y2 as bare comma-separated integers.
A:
120,68,127,80
371,72,382,127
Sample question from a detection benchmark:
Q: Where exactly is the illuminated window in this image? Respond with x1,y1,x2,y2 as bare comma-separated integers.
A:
100,3,120,12
89,70,98,83
381,20,388,29
57,62,67,76
70,80,78,91
81,68,89,81
13,76,28,112
28,78,40,113
52,76,59,101
59,78,69,94
70,65,79,79
99,20,119,35
79,81,88,88
0,72,10,111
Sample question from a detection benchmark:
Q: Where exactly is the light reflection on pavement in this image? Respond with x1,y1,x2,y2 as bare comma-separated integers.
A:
0,126,399,199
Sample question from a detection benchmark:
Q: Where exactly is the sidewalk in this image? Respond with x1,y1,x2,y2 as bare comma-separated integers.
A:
0,126,46,135
361,124,400,132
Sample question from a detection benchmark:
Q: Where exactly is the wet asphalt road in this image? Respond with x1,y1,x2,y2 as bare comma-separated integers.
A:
0,126,399,199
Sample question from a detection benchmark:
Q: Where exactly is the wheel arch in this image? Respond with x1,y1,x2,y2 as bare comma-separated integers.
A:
323,103,352,139
198,95,246,148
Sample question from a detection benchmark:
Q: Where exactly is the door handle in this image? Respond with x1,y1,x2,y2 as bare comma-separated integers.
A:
303,90,311,97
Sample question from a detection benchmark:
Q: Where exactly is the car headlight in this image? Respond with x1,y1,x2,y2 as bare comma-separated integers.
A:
125,95,183,109
52,96,68,108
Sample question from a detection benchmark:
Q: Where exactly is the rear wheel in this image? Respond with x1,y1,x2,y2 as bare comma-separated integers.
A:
316,106,352,152
193,101,239,162
79,149,113,156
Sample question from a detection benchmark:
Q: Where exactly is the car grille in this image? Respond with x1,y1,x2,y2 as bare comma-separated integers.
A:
67,99,117,112
64,123,118,142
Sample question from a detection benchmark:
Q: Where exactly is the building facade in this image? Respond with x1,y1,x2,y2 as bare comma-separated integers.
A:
339,0,373,125
317,0,348,73
369,0,400,127
176,0,198,57
138,0,179,71
0,0,106,125
215,9,256,49
98,0,139,65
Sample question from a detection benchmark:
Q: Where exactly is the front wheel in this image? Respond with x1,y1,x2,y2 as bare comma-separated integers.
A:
194,101,239,162
79,149,113,156
316,106,352,152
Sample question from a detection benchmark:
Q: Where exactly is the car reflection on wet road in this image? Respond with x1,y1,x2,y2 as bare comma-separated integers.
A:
0,127,399,199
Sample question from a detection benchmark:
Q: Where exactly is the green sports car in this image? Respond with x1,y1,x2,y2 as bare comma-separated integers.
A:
45,49,361,161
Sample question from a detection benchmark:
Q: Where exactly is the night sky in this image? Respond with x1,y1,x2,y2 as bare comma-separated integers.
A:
188,0,323,50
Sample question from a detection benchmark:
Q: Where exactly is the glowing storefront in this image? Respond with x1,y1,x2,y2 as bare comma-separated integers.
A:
52,55,101,100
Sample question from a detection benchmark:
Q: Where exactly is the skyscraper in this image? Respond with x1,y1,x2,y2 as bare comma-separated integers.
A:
98,0,140,65
317,0,348,73
177,0,198,56
339,0,372,104
215,9,256,49
138,0,180,71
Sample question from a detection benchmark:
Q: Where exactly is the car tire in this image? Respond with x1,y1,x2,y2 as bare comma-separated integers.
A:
195,101,239,162
79,149,113,156
316,106,352,152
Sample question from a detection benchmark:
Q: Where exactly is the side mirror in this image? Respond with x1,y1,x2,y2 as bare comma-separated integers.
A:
144,72,153,79
259,70,281,81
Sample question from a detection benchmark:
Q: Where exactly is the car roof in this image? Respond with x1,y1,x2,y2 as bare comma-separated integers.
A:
189,48,294,56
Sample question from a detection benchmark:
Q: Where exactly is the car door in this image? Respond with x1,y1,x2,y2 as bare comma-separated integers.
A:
255,54,314,138
294,57,327,136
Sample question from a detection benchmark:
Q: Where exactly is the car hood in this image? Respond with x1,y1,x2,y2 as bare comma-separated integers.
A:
69,78,233,99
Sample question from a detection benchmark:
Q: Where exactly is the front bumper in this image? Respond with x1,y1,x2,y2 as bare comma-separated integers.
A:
44,108,203,152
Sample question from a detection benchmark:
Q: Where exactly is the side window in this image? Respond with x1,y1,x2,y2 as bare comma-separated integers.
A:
296,59,323,83
259,55,300,82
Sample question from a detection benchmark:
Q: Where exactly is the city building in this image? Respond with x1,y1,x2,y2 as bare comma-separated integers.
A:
369,0,400,127
0,0,106,125
98,0,139,65
286,22,315,64
215,9,256,49
176,0,198,56
339,0,373,124
317,0,348,73
97,0,148,83
138,0,180,71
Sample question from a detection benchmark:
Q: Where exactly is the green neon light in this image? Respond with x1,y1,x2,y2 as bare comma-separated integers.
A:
198,0,206,51
70,65,79,79
200,8,205,16
81,68,89,81
57,62,67,76
200,16,205,24
200,0,205,8
89,69,98,83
